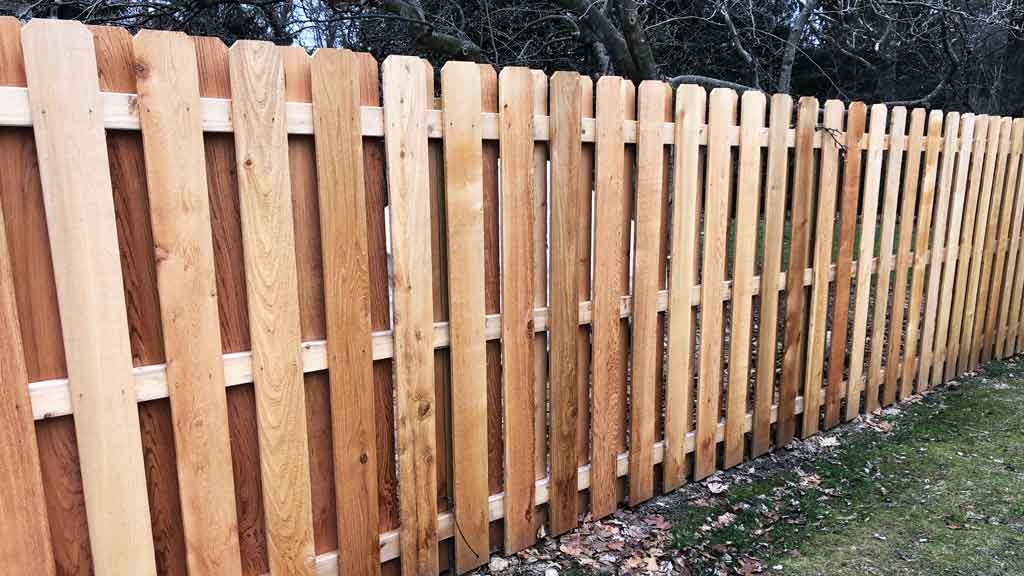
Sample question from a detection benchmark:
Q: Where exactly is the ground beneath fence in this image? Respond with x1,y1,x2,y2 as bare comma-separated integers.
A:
476,360,1024,576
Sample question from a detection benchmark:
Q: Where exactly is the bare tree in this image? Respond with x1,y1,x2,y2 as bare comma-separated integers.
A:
5,0,1024,113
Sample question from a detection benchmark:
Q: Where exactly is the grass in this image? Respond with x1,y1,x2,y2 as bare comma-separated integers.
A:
715,215,917,274
667,359,1024,575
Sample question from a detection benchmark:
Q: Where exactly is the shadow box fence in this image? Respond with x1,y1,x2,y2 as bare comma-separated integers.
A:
2,15,1023,576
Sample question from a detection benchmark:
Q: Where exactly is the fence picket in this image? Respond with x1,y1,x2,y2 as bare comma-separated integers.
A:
310,48,382,575
724,90,764,465
381,55,439,575
884,109,926,405
948,116,992,379
842,104,886,422
0,16,80,573
549,71,582,534
498,65,538,552
629,80,669,502
21,18,158,575
532,70,550,494
577,76,595,478
1005,121,1024,355
592,76,628,514
970,118,1012,369
962,118,1008,374
133,29,243,576
228,40,316,575
995,119,1024,357
919,112,961,389
440,61,489,572
779,96,817,445
900,111,944,397
695,88,736,478
664,84,706,487
752,94,792,449
11,21,1024,572
933,115,978,386
864,107,908,415
0,96,54,575
987,121,1024,359
806,100,845,437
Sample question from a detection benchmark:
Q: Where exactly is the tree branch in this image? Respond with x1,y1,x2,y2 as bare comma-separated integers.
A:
615,0,659,79
777,0,819,93
668,74,754,91
375,0,488,60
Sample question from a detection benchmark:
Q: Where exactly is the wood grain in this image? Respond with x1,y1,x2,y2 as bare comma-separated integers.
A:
842,104,886,423
0,17,87,574
0,91,55,574
440,60,490,571
864,107,907,416
752,94,791,451
381,55,439,575
724,90,764,465
498,66,538,552
986,120,1024,359
695,88,735,477
548,71,581,534
947,116,991,380
310,48,382,576
663,85,705,487
932,115,977,386
133,29,243,576
193,35,271,576
228,40,315,576
900,110,943,397
805,100,844,438
591,76,628,513
779,97,817,445
918,112,961,389
21,18,157,575
629,80,669,502
994,120,1024,358
883,109,925,405
963,118,1008,373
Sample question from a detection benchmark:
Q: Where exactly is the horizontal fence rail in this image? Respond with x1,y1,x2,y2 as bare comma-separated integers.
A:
2,16,1024,576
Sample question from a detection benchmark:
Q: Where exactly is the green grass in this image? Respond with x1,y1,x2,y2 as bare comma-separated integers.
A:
668,360,1024,575
712,215,918,273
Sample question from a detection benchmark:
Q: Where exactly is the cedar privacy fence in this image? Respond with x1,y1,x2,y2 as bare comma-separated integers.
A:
3,15,1024,576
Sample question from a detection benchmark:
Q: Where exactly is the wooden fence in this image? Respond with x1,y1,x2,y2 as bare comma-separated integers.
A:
2,16,1023,576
